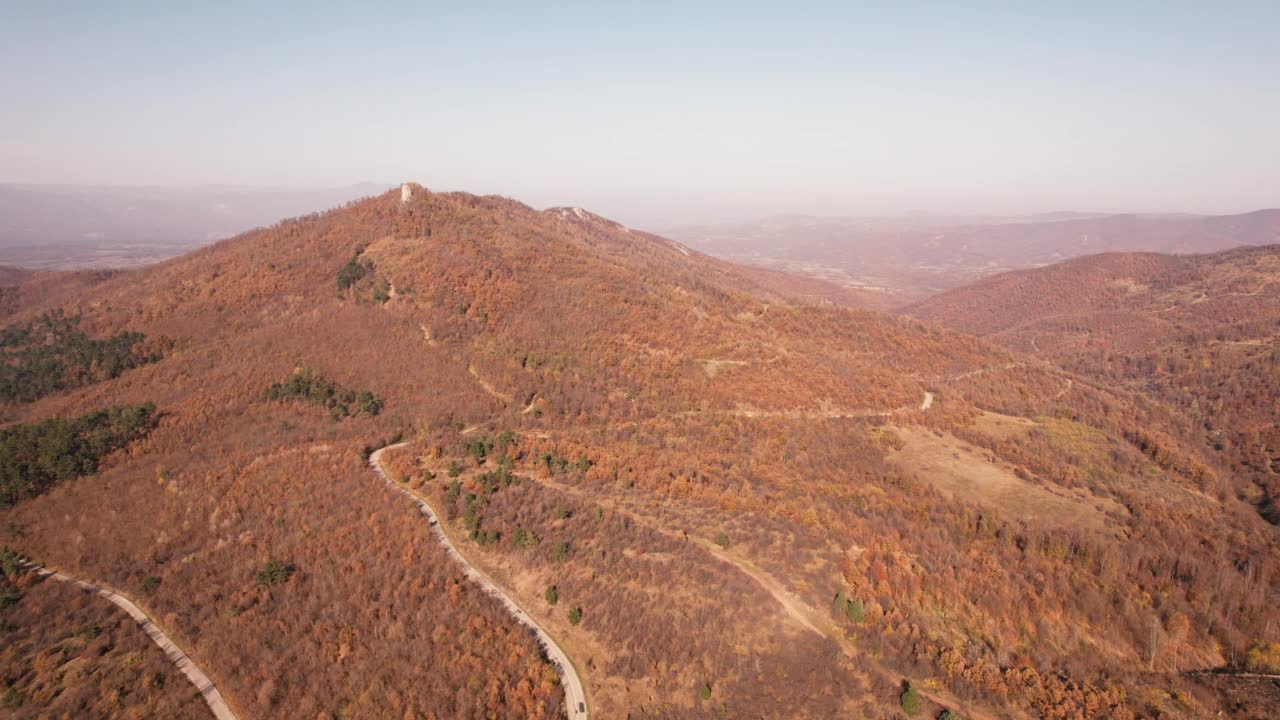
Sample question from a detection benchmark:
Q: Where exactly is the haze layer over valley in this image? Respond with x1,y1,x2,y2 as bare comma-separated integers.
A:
668,210,1280,302
0,184,390,269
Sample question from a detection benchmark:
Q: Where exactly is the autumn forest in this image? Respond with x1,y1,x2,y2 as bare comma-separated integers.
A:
0,185,1277,719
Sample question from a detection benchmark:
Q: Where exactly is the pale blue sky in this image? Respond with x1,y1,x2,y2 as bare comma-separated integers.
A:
2,2,1278,224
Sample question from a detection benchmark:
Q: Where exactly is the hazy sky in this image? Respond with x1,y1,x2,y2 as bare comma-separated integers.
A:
2,2,1278,225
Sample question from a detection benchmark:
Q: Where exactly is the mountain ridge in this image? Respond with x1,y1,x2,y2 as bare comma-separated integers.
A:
0,185,1276,718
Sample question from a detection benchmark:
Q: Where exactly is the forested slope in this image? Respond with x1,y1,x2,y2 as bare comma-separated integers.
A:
0,187,1274,717
909,245,1280,526
0,564,215,719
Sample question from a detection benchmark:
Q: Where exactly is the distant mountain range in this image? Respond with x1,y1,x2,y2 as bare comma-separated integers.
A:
668,209,1280,301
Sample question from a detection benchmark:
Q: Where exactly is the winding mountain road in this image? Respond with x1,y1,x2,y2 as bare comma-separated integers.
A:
27,565,236,720
369,443,589,720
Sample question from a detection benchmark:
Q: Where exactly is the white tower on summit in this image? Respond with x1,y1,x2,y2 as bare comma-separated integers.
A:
400,183,412,204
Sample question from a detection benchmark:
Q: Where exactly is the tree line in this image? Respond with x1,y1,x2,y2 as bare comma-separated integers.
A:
0,310,163,404
0,403,156,507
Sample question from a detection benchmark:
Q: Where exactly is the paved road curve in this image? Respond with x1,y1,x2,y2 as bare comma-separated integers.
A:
370,443,589,720
27,564,237,720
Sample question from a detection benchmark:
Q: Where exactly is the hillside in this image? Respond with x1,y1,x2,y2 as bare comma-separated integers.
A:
670,209,1280,299
909,244,1280,524
0,567,215,719
0,186,1276,718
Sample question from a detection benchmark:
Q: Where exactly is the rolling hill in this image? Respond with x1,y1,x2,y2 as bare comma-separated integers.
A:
909,244,1280,528
0,186,1276,718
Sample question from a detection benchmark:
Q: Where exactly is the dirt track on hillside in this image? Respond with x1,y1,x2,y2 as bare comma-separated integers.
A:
29,565,236,720
370,444,589,720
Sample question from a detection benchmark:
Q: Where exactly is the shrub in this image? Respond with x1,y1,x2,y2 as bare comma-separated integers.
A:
1,688,23,709
354,390,383,416
553,541,570,561
540,454,569,474
699,683,712,700
495,430,516,455
567,607,582,626
714,532,731,548
900,684,922,716
447,461,463,478
464,436,495,465
845,598,865,623
255,560,295,586
444,480,462,505
476,466,514,494
0,548,21,578
512,528,540,548
463,503,481,533
336,255,372,290
1245,641,1280,674
264,368,382,420
140,576,161,593
545,585,558,605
